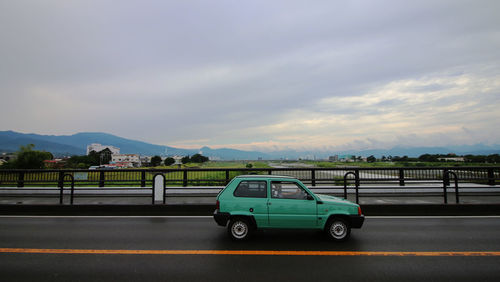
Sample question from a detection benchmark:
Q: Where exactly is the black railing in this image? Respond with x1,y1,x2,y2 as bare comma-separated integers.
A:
2,167,498,186
0,167,499,205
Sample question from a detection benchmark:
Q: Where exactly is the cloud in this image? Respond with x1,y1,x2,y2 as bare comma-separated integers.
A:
1,0,499,151
217,69,500,150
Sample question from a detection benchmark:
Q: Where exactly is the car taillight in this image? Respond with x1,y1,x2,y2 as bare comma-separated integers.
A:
216,200,220,210
358,206,362,216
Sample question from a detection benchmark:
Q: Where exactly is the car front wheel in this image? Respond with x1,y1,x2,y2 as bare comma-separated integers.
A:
228,218,252,241
326,218,351,241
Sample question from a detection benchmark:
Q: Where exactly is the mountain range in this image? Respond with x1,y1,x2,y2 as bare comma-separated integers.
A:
1,130,499,160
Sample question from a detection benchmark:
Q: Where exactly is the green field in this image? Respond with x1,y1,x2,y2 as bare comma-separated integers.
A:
1,161,497,187
302,160,496,168
153,161,272,169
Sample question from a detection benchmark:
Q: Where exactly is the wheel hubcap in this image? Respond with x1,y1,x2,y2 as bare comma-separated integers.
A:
232,221,247,238
330,222,346,239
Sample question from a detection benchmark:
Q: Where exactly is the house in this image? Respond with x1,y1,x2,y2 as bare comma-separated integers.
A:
86,143,120,155
329,155,339,162
110,154,141,168
0,153,16,162
43,159,67,169
438,157,465,162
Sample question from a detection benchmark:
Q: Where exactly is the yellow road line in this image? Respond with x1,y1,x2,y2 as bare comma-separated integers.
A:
1,248,500,256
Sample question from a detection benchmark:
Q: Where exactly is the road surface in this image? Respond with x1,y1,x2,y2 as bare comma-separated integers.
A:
1,216,499,281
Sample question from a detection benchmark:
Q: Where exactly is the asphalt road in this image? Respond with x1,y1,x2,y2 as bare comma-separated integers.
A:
1,216,500,282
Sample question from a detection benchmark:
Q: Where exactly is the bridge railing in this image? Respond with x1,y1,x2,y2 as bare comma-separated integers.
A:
0,167,499,205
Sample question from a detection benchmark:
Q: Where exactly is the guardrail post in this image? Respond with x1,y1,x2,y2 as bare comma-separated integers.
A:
488,168,495,185
450,172,459,204
442,171,459,204
399,169,405,186
443,168,450,187
99,171,105,187
183,170,188,187
141,171,146,187
59,178,64,205
355,177,359,204
442,170,448,204
66,174,75,205
311,169,316,187
17,171,24,187
225,170,230,185
153,173,165,205
58,171,64,188
59,174,75,205
268,169,272,175
355,169,360,188
343,172,356,200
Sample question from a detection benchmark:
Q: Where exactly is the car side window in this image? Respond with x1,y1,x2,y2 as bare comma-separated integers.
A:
233,181,267,198
271,181,309,200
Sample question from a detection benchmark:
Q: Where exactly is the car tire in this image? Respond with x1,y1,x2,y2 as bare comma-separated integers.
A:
228,217,252,241
325,217,351,241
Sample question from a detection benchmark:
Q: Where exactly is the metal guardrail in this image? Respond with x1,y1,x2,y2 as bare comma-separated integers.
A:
0,167,499,205
342,169,468,204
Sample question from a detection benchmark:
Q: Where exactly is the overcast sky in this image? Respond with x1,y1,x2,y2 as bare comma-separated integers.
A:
1,0,499,152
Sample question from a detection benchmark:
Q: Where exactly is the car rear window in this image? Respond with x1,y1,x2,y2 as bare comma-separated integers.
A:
233,180,267,198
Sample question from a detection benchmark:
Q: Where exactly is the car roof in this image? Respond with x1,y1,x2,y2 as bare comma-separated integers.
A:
235,175,296,179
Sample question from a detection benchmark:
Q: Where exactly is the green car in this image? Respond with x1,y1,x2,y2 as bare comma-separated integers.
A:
214,175,364,241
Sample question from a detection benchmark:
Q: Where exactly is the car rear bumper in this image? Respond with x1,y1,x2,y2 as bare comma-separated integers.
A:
349,215,365,228
213,210,230,226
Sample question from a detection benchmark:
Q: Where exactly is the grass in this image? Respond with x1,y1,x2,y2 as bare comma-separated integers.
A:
302,160,496,168
150,161,271,169
1,161,497,187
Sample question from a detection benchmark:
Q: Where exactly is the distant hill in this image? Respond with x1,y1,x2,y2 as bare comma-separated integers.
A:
0,131,84,156
353,145,500,158
199,146,270,160
0,131,195,157
0,131,269,159
0,130,498,159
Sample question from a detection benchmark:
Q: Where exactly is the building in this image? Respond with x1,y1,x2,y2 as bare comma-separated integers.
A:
438,157,465,162
86,143,120,155
0,153,16,162
338,155,351,162
140,156,152,165
172,156,184,165
111,154,141,168
329,155,339,162
43,159,66,169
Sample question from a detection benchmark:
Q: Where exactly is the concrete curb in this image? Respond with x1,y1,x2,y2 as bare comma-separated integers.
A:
1,204,500,216
360,204,500,216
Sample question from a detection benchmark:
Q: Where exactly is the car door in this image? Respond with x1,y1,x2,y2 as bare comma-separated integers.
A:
267,180,317,228
230,180,269,226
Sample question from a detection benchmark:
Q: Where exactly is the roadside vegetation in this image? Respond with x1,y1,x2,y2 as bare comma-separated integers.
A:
302,154,500,168
0,144,53,169
307,161,498,168
152,161,271,169
1,144,498,170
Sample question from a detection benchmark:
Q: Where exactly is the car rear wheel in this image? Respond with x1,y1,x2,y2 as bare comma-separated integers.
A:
326,218,351,241
228,217,252,241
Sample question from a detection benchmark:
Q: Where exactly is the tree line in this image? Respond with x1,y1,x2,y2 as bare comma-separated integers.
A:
1,144,498,169
363,154,500,163
149,154,209,167
0,145,212,169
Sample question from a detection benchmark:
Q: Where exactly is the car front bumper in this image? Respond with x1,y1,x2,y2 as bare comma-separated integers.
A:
349,215,365,228
213,210,230,226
